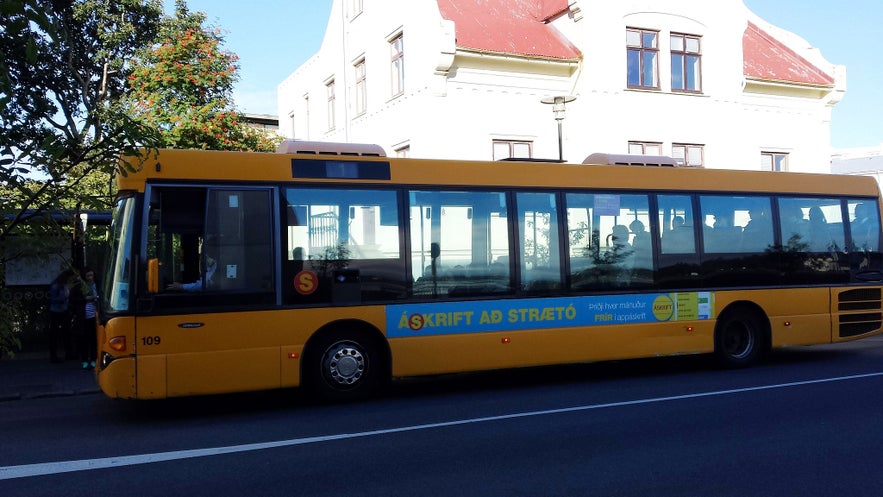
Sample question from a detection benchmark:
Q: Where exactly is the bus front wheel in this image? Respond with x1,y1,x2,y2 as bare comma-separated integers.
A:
714,307,767,368
305,330,384,401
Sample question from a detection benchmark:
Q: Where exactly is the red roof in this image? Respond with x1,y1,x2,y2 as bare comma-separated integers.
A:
436,0,581,60
435,3,831,86
743,21,834,86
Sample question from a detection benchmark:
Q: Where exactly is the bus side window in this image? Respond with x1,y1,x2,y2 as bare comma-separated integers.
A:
700,195,772,253
658,194,696,254
778,198,810,250
147,186,275,307
565,192,650,290
409,189,512,298
517,192,562,292
204,189,275,292
284,187,407,304
850,200,881,252
149,187,207,292
740,199,773,252
778,197,845,253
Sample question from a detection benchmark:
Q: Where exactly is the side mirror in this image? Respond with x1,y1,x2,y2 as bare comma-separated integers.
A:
147,258,160,294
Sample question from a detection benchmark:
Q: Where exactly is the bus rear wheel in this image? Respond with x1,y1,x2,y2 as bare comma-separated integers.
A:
305,330,383,401
714,308,767,368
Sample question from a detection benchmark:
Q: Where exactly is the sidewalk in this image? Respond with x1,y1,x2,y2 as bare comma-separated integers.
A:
0,352,101,402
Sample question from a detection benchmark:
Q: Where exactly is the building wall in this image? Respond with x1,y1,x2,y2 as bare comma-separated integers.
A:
278,0,844,172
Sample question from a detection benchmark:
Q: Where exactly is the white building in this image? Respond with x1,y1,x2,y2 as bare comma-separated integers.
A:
278,0,844,173
832,144,883,186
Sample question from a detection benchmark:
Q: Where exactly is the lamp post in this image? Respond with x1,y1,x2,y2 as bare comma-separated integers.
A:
75,210,89,270
541,95,576,161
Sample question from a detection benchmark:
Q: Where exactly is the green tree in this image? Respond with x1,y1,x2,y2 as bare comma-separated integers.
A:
125,0,280,152
0,0,163,220
0,0,164,356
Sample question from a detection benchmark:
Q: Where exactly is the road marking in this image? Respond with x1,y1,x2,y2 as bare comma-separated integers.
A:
4,370,883,480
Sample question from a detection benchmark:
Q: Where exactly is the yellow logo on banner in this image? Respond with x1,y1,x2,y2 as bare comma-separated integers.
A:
652,295,674,321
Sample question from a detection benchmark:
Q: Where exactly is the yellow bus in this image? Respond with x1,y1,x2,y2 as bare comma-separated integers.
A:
96,141,883,400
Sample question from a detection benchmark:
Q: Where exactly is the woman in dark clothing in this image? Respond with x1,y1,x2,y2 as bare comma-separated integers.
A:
47,271,73,363
71,268,98,370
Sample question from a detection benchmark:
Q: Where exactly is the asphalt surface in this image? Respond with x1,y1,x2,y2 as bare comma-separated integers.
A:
0,352,100,402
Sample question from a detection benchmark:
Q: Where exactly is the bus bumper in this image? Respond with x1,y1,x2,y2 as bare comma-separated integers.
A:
97,357,136,399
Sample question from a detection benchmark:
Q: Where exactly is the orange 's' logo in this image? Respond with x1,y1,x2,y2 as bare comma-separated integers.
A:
294,270,318,295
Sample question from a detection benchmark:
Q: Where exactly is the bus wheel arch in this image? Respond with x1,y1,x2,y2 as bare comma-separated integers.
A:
301,320,391,401
713,301,770,368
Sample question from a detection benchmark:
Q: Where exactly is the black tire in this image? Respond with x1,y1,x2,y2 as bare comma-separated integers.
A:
304,329,384,401
714,308,767,368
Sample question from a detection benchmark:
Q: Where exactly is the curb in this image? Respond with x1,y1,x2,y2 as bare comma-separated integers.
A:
0,388,101,403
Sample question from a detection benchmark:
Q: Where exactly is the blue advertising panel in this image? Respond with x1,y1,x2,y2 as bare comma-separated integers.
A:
386,292,714,338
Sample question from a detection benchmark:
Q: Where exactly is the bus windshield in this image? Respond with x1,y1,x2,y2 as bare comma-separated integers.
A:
101,194,137,314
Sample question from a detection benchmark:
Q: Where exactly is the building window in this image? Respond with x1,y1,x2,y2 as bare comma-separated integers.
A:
627,28,659,89
672,143,704,167
288,111,295,139
628,141,662,155
761,152,789,172
493,140,533,160
390,34,404,97
325,79,335,131
354,59,366,116
671,33,702,92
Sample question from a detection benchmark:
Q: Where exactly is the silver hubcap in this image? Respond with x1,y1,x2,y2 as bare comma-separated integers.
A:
324,342,366,388
723,321,754,359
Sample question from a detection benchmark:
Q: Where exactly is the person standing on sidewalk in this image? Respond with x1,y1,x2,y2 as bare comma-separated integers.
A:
47,271,73,363
71,268,98,370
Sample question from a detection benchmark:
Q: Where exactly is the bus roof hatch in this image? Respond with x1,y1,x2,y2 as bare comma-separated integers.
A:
582,153,683,167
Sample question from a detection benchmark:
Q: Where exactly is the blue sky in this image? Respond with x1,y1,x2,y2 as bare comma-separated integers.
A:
172,1,881,150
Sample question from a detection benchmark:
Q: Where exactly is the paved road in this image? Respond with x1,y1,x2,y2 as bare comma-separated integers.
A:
3,338,883,497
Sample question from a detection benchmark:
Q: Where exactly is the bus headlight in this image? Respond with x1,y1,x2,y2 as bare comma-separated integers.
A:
100,352,115,369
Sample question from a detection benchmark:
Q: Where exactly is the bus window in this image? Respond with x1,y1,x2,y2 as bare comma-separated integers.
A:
777,196,849,284
206,189,275,291
565,192,651,290
102,195,136,313
656,194,701,289
700,195,773,253
849,199,881,252
699,195,779,286
517,192,562,292
147,186,275,306
283,187,406,304
778,197,845,252
740,197,774,252
409,190,511,298
658,194,696,254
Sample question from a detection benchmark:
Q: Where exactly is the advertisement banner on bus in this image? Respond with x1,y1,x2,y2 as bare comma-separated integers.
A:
387,292,714,338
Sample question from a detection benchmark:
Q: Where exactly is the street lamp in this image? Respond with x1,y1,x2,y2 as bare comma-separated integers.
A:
541,95,576,161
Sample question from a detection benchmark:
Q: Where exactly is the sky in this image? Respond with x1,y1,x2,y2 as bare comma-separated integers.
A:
169,1,881,150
